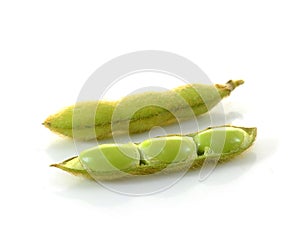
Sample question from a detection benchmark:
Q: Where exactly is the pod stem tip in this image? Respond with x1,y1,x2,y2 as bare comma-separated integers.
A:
50,163,59,168
226,79,244,91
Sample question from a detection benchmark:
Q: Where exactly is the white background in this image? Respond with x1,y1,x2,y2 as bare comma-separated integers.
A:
1,0,299,242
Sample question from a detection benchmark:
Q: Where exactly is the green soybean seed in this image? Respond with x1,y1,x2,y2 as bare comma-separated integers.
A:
43,80,244,140
50,125,257,181
139,136,197,164
193,127,250,155
79,143,140,172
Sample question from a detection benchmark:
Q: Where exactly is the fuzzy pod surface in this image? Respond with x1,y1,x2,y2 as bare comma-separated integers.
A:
44,80,244,140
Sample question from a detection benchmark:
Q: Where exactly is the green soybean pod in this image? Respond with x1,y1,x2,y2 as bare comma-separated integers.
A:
43,80,244,140
50,125,257,181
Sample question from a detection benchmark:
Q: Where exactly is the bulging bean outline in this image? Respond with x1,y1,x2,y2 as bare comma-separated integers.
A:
51,125,257,181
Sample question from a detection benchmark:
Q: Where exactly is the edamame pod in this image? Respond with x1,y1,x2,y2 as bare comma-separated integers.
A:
43,80,244,140
50,125,257,180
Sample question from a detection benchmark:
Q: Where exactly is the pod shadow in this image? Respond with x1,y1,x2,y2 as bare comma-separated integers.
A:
45,138,76,161
253,136,279,162
199,152,257,186
49,173,132,207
